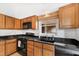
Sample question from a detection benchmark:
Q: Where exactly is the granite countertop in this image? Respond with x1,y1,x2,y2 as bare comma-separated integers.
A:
28,37,54,45
0,34,77,46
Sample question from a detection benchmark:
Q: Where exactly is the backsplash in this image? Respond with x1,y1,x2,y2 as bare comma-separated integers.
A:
0,30,23,36
64,28,79,41
0,29,38,36
0,28,78,41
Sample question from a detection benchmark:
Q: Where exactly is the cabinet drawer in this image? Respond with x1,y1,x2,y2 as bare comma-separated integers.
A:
34,41,42,48
43,44,54,51
27,40,33,45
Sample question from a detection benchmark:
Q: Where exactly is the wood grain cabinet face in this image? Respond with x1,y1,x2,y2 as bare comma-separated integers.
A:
0,14,5,29
34,42,42,56
43,49,53,56
15,19,21,29
5,16,15,29
43,44,55,56
31,16,37,29
34,47,42,56
22,16,37,30
0,40,5,56
5,39,17,56
27,40,34,56
59,4,79,28
27,40,55,56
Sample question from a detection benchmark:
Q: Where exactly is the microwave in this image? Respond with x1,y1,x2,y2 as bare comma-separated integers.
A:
23,22,32,29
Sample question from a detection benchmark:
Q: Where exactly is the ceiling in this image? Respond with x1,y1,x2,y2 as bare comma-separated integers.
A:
0,3,70,19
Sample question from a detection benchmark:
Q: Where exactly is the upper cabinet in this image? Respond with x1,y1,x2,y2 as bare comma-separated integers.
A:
38,11,58,20
31,16,38,29
59,3,79,29
5,16,15,29
0,14,37,30
15,19,21,29
21,15,38,30
0,14,5,29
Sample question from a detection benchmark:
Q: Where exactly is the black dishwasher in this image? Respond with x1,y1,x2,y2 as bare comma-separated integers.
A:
17,36,27,56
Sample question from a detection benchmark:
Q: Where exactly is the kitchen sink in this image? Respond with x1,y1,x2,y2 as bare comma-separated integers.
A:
40,37,54,43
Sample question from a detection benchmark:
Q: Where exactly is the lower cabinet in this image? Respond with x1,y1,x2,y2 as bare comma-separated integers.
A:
27,40,34,56
0,38,17,56
34,41,42,56
43,44,55,56
0,40,5,56
43,49,53,56
5,39,17,56
34,47,42,56
27,40,55,56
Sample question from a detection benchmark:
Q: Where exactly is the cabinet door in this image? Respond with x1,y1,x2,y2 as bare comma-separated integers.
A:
34,41,42,56
5,39,17,56
15,19,21,29
34,47,42,56
0,14,5,29
27,45,34,56
43,44,55,56
43,49,53,56
5,16,15,29
59,4,78,28
27,40,34,56
0,40,5,56
31,16,37,29
21,16,37,29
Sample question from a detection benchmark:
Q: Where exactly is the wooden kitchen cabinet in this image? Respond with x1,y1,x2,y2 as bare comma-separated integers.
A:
43,44,55,56
27,40,55,56
31,16,38,29
34,47,42,56
34,41,42,56
0,40,5,56
5,39,17,56
15,19,21,29
0,14,5,29
21,15,38,29
5,16,15,29
43,49,53,56
59,3,79,28
27,40,34,56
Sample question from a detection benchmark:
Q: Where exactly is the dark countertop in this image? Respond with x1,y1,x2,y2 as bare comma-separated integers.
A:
0,34,25,38
28,38,54,45
0,34,78,46
0,34,54,45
